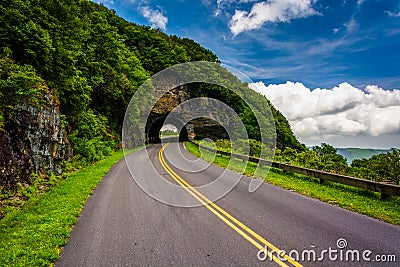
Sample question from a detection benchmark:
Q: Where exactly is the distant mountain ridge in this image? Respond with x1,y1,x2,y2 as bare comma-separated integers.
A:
336,148,392,163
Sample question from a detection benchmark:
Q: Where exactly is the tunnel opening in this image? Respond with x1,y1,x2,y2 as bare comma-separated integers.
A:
144,86,232,144
160,124,178,138
146,116,189,144
146,114,230,144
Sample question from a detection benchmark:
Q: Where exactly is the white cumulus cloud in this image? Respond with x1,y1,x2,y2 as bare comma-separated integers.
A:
141,6,168,30
229,0,318,35
249,81,400,145
215,0,259,16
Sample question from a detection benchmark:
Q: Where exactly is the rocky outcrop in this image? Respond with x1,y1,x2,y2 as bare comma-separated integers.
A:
0,93,71,190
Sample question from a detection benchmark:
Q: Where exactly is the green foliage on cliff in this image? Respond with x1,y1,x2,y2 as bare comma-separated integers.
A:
0,55,48,128
0,0,302,163
187,81,305,150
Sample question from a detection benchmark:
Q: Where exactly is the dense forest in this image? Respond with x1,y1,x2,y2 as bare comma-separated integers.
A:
0,0,303,190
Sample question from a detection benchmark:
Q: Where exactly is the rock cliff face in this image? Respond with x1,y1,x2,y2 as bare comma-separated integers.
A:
0,93,71,190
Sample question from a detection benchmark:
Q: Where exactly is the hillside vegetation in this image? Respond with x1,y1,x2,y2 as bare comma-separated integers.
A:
0,0,303,190
201,139,400,185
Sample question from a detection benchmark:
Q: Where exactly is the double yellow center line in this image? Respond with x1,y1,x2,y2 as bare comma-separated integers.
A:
158,143,303,267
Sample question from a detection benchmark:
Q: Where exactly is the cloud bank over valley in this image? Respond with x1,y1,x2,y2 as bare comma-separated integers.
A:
250,81,400,148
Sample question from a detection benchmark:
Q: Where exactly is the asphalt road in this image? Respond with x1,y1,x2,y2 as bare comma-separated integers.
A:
56,141,400,266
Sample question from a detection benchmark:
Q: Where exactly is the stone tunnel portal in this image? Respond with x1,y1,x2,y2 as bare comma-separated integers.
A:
146,116,189,143
145,87,230,144
146,114,229,144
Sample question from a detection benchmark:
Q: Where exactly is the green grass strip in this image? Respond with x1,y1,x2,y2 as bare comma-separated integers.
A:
0,150,132,267
185,141,400,225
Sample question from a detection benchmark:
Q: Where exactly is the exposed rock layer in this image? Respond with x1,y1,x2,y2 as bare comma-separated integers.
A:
0,93,71,190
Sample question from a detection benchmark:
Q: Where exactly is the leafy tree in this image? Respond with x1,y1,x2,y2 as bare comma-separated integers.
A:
350,149,399,185
312,143,337,156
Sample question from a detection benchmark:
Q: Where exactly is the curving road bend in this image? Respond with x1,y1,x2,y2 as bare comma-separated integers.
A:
56,141,400,266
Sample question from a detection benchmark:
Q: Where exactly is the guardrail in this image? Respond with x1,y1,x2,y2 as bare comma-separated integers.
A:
192,141,400,200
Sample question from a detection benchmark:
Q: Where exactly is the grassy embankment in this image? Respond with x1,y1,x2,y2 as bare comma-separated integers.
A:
185,141,400,225
0,149,137,266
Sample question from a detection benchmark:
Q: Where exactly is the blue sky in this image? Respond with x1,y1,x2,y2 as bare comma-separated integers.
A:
94,0,400,148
